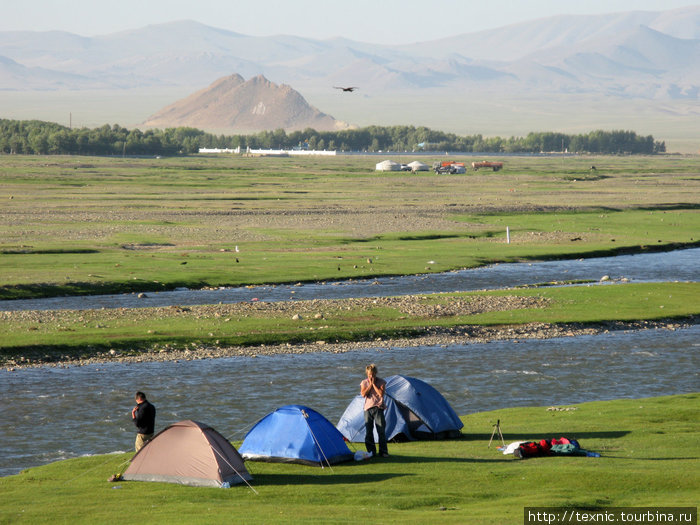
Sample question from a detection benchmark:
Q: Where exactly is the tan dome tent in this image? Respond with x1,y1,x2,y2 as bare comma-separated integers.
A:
375,159,401,171
122,420,252,488
407,161,430,172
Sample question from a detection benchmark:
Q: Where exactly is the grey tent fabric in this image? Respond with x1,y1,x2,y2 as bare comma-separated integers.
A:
123,420,252,487
337,375,463,442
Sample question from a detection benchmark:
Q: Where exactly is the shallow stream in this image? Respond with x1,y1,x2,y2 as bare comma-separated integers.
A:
1,248,698,311
1,325,698,478
1,248,698,478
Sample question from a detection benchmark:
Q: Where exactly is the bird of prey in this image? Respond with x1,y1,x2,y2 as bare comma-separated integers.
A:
334,86,359,92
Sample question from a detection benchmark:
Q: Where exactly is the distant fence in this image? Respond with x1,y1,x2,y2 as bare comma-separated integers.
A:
199,147,240,154
198,147,337,156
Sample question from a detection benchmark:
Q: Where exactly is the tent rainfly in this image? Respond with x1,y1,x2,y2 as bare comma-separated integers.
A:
122,420,252,488
337,375,463,443
375,159,401,171
239,405,353,466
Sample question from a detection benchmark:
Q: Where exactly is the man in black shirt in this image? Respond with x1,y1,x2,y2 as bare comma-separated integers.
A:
131,391,156,452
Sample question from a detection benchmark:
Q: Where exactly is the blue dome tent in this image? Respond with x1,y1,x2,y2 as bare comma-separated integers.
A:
239,405,353,466
337,375,463,443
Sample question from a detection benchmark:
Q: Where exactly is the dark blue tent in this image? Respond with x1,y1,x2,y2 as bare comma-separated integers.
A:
239,405,353,466
337,375,463,442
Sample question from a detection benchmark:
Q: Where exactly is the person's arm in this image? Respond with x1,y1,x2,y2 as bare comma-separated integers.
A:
360,378,372,397
363,378,385,399
374,381,385,405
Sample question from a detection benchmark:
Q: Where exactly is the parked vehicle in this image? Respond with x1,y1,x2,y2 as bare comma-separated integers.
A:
433,161,466,174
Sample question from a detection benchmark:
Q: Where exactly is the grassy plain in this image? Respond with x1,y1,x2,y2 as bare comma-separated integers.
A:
1,154,698,300
1,153,698,363
1,393,697,524
1,156,698,522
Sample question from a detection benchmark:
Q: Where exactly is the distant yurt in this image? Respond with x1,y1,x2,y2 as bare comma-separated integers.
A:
337,375,463,443
239,405,353,466
407,161,430,172
375,159,401,171
122,420,251,488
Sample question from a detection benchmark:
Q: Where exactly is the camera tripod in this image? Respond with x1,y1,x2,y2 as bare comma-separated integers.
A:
488,419,505,448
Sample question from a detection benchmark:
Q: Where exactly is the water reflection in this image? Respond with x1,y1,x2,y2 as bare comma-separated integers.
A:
1,325,698,477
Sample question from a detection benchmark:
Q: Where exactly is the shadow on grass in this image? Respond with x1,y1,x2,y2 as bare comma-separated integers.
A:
603,456,699,461
248,472,410,486
514,240,700,264
463,431,631,441
0,280,181,301
383,455,510,464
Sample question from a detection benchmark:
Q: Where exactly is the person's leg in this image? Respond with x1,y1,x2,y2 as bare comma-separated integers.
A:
375,410,388,456
135,433,153,452
364,408,377,455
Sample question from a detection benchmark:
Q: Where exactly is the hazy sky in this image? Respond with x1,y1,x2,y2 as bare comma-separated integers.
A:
1,0,697,44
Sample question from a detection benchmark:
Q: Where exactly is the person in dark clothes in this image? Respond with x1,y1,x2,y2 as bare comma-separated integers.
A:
131,391,156,451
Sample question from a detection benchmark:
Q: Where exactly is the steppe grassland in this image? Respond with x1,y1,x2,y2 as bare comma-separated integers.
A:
1,154,698,300
0,394,697,524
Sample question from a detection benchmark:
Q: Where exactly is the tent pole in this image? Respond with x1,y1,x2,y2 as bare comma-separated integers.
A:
302,409,335,471
212,447,259,494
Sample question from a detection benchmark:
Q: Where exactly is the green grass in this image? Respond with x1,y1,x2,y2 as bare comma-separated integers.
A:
1,393,697,524
1,282,697,364
1,154,698,300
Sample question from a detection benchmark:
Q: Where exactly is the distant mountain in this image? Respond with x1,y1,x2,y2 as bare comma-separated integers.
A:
0,7,698,146
142,74,348,132
0,7,697,98
0,54,104,90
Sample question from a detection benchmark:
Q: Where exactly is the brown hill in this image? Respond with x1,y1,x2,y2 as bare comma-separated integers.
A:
142,74,348,132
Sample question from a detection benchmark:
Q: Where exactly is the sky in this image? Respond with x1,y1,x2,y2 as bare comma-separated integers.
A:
1,0,697,44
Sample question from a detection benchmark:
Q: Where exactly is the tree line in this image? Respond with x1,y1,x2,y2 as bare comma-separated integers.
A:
0,119,665,155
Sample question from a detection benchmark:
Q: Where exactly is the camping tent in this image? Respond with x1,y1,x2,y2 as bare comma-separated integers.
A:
337,375,463,442
239,405,353,466
375,159,401,171
122,420,252,488
407,161,430,172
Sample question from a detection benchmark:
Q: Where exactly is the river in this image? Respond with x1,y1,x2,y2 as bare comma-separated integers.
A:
1,248,698,311
1,248,698,478
1,325,698,478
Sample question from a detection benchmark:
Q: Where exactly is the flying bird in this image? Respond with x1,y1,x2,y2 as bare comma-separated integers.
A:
334,86,359,92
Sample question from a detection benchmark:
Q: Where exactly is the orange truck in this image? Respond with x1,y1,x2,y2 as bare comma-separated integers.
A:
471,161,503,171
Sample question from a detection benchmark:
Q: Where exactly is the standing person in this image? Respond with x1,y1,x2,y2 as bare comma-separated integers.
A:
360,364,389,458
131,391,156,452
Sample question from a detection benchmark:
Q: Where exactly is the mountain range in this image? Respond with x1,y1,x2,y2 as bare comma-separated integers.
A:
0,6,698,147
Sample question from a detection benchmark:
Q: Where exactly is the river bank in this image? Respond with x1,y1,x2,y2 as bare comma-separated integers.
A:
5,313,694,370
2,394,698,522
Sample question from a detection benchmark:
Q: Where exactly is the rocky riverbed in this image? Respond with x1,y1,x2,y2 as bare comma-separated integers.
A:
3,288,695,370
